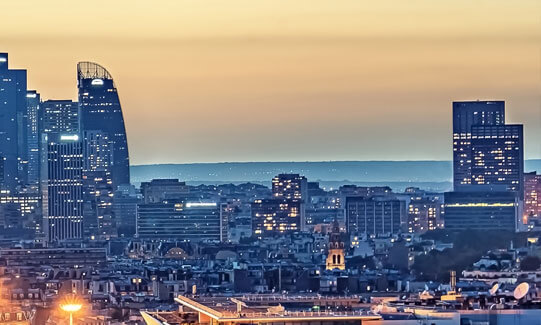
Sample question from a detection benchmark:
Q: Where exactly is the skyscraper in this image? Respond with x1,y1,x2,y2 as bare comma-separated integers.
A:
42,133,84,242
81,129,115,238
524,171,541,223
471,124,524,197
41,100,79,134
0,53,27,190
452,101,505,190
251,198,301,238
25,90,41,186
77,62,130,188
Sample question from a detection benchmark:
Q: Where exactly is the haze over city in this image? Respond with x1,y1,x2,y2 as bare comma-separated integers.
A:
2,0,540,164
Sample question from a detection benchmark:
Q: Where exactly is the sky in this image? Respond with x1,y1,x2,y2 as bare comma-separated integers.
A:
1,0,540,165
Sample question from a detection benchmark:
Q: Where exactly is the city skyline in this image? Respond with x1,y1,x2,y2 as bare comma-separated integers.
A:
2,0,540,164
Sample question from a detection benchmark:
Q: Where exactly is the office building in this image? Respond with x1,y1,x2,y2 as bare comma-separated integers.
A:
136,202,227,242
471,124,524,197
78,61,130,188
25,90,40,186
452,101,505,190
524,171,541,223
272,173,308,200
444,186,520,232
41,133,84,242
41,99,79,135
0,189,41,231
0,247,106,268
345,196,404,236
82,130,115,239
0,53,28,190
141,179,189,204
251,198,301,238
113,186,141,237
407,198,444,234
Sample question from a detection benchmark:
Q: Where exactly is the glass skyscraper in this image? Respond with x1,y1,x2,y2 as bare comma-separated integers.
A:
25,90,41,186
452,101,505,190
77,62,130,189
0,53,27,190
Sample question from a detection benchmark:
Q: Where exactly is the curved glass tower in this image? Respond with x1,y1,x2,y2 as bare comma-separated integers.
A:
77,62,130,187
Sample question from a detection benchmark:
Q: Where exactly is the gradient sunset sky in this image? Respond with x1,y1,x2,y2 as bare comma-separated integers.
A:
1,0,540,165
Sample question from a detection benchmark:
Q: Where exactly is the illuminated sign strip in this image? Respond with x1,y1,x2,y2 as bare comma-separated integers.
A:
445,203,515,208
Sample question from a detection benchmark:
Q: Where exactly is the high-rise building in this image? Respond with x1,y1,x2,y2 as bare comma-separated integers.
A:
407,198,444,234
0,53,28,190
444,185,520,232
78,62,130,188
113,185,141,237
271,174,307,230
136,202,227,241
251,198,301,238
345,196,404,236
0,189,41,231
452,101,505,190
524,171,541,223
41,100,79,134
141,179,189,204
41,133,84,242
81,130,116,239
471,124,524,198
272,174,308,200
25,90,41,186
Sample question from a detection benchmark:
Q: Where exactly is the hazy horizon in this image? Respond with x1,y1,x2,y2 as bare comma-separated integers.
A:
2,0,540,164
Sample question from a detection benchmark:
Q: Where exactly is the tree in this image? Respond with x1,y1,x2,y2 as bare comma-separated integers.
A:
520,256,541,271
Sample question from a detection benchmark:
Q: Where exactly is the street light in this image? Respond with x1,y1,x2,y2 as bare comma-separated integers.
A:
60,297,82,325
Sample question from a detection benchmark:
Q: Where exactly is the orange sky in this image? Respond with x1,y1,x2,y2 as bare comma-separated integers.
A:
1,0,540,164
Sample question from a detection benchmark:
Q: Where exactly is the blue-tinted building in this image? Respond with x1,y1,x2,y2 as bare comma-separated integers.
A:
25,90,41,186
0,53,28,190
444,186,520,232
136,202,227,241
471,124,524,198
452,101,505,190
41,133,84,242
77,62,130,189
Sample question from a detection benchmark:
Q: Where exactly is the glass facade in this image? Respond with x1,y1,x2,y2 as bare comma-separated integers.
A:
77,62,130,188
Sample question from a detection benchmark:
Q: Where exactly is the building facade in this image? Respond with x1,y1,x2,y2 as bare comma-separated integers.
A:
471,124,524,198
41,133,84,242
78,61,130,188
0,53,27,190
444,186,520,232
136,202,227,242
345,196,403,236
524,171,541,223
452,101,505,190
251,198,302,238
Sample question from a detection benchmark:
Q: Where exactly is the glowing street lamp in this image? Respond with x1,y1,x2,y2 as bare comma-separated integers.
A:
60,297,83,325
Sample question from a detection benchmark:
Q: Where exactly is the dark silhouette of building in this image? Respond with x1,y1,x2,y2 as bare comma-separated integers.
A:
452,101,505,190
0,53,27,190
444,185,519,232
77,62,130,189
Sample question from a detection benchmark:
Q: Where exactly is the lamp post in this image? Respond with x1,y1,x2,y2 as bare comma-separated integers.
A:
60,301,82,325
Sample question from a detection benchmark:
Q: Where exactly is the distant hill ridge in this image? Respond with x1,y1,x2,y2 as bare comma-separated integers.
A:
131,160,541,187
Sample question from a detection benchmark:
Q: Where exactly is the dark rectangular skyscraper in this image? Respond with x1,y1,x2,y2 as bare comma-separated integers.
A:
25,90,41,186
0,53,28,190
471,124,524,198
452,101,505,190
42,133,84,242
